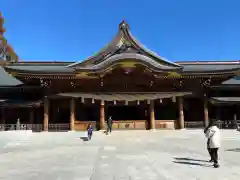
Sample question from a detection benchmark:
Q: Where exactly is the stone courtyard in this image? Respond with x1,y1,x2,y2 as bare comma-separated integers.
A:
0,130,240,180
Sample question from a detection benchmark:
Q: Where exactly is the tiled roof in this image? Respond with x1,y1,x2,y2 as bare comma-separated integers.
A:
0,67,22,86
222,76,240,85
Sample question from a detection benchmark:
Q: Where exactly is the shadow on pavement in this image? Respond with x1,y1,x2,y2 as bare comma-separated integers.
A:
80,137,89,141
172,161,211,167
226,148,240,152
174,157,209,163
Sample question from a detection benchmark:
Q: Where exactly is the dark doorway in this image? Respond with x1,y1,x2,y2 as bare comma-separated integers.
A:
155,100,177,120
49,99,71,124
76,104,99,122
184,98,204,122
57,107,70,123
4,108,29,124
106,105,146,120
75,103,100,130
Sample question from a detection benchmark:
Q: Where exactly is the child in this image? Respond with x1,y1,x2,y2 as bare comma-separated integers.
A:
87,124,93,140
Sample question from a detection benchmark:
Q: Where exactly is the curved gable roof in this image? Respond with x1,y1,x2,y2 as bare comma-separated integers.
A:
67,20,182,69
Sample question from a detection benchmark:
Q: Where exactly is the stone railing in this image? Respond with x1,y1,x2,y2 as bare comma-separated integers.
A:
0,124,43,132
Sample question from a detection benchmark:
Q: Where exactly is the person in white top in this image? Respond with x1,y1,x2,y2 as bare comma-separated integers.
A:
204,123,213,162
205,121,221,168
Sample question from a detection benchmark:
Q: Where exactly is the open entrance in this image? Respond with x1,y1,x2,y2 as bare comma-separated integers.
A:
105,103,148,130
106,105,146,120
49,99,70,131
4,108,29,124
209,104,239,129
76,105,99,122
75,100,100,130
183,97,204,128
154,99,177,120
184,97,204,122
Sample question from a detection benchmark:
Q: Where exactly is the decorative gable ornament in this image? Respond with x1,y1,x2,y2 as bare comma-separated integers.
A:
117,37,131,49
116,37,124,48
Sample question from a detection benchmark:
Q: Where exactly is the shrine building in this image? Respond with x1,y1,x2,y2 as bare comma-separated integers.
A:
0,13,240,131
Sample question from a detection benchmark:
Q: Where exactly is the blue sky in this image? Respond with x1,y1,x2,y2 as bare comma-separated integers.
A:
1,0,240,62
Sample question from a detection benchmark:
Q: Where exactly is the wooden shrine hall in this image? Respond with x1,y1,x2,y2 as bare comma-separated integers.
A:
0,14,240,131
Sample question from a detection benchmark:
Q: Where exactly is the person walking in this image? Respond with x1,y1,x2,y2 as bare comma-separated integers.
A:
205,121,221,168
107,116,113,135
204,123,213,162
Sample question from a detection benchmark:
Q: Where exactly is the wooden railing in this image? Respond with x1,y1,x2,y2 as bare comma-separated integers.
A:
184,121,205,129
155,120,175,129
48,123,70,132
110,120,147,130
74,120,175,130
74,120,147,131
185,120,240,129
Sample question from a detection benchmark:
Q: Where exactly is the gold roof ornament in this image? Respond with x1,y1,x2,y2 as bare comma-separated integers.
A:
8,71,17,77
147,100,150,104
137,100,140,105
119,61,136,68
172,96,176,103
81,97,85,103
76,72,97,79
167,72,181,78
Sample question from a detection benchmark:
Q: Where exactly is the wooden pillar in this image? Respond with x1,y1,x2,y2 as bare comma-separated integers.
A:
1,107,5,124
233,106,239,129
204,99,209,127
43,97,49,131
234,113,237,121
1,108,5,130
29,108,34,124
70,98,76,131
149,100,155,130
178,97,184,129
216,106,221,121
100,100,105,130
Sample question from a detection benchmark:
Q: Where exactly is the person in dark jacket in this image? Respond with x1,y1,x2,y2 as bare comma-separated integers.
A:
87,124,93,140
107,116,113,135
204,122,213,162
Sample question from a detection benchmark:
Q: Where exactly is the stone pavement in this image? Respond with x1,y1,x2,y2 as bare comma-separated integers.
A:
0,130,240,180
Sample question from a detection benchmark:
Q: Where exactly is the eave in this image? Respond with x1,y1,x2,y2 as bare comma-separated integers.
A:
3,64,240,80
209,97,240,105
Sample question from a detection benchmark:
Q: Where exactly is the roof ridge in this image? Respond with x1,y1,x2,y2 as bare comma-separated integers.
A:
177,61,240,65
